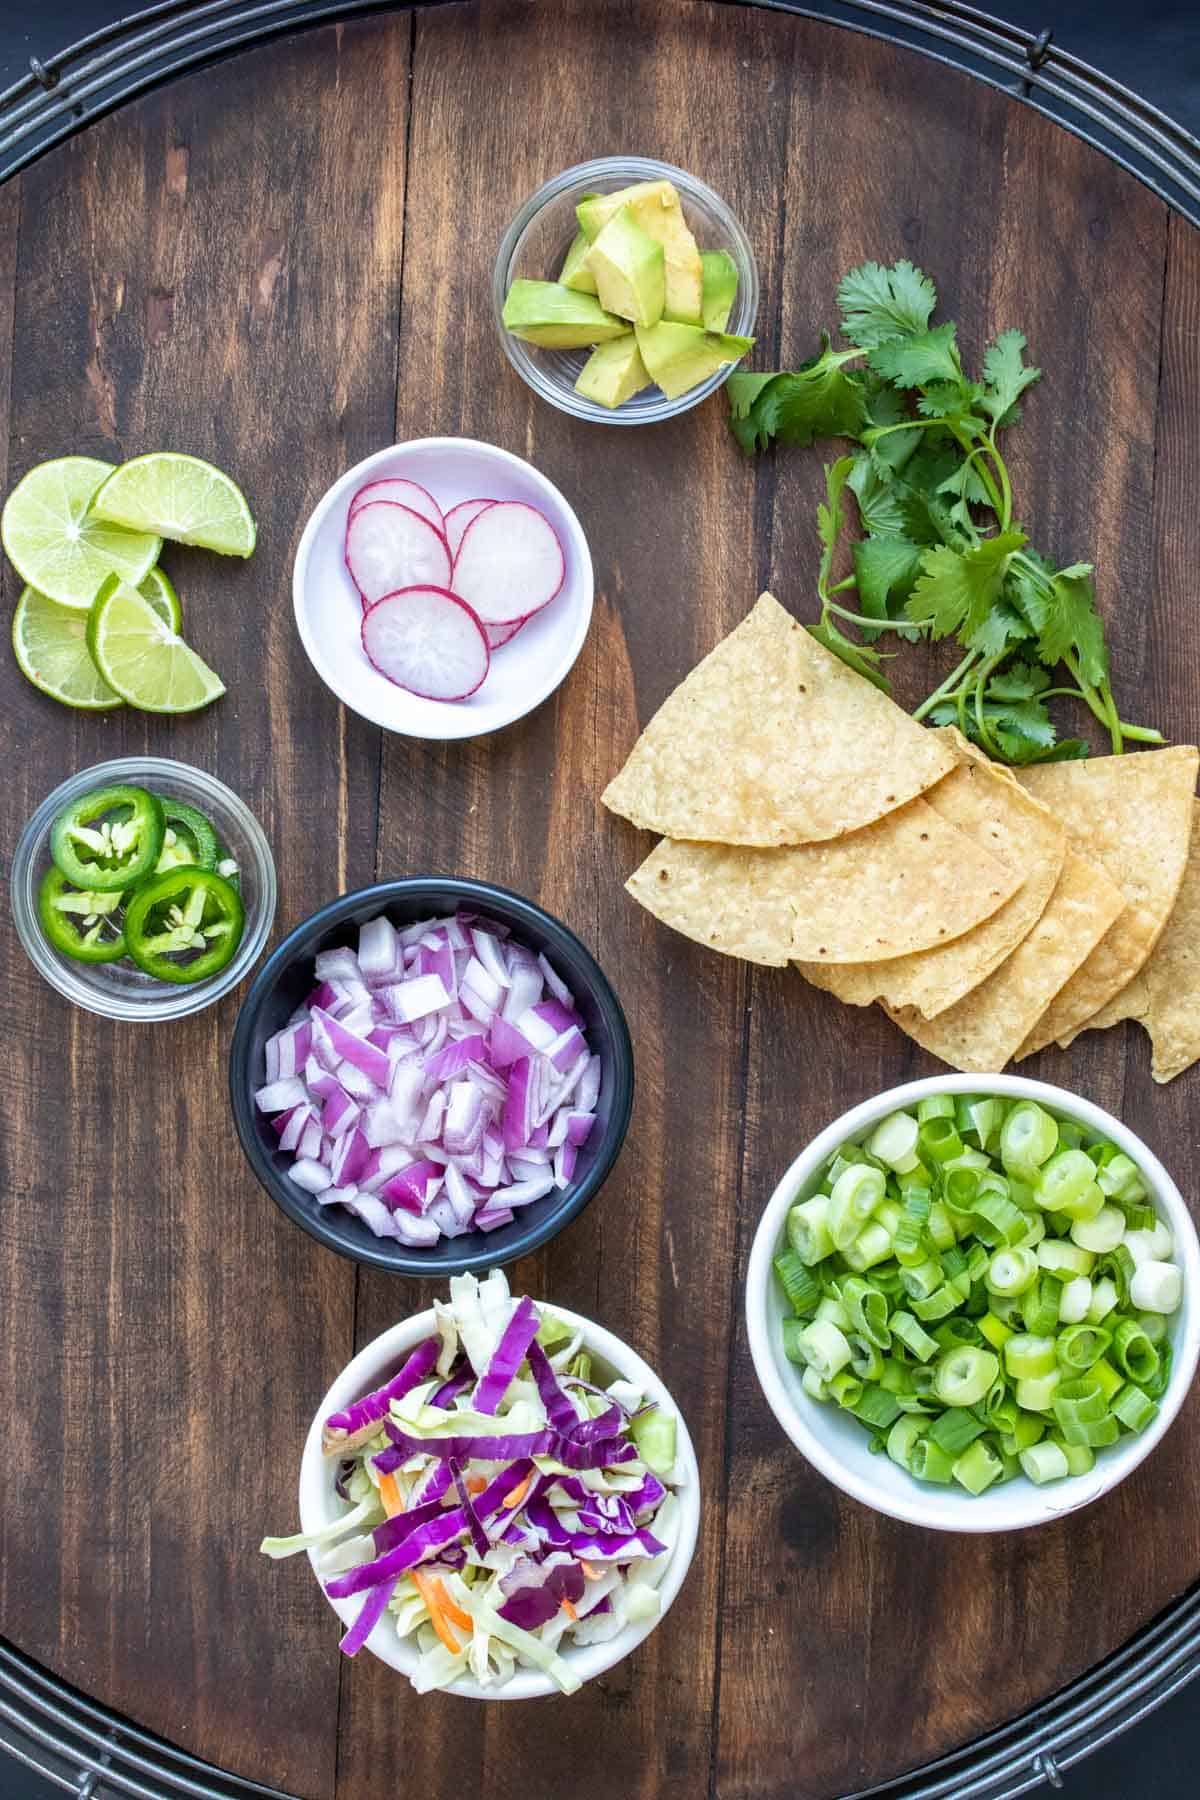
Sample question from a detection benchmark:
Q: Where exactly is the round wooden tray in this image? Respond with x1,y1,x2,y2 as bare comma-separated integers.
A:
2,4,1198,1797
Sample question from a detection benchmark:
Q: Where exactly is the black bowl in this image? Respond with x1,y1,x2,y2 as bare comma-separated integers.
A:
228,878,634,1276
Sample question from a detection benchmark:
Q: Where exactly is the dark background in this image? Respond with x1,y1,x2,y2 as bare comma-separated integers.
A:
1,3,1197,1798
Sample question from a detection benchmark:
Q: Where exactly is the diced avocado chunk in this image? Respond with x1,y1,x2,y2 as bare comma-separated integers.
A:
700,249,739,332
577,179,703,325
574,333,652,408
559,230,599,296
585,206,665,329
502,280,627,349
635,320,754,400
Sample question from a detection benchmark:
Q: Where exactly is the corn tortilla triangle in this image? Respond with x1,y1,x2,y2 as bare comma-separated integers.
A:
602,591,956,846
625,793,1021,966
1013,744,1198,1056
1110,800,1200,1082
797,731,1066,1017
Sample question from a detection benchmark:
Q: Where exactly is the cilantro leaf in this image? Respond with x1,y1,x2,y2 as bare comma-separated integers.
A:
985,658,1049,702
851,536,924,640
1010,560,1109,686
868,322,962,390
860,377,923,472
807,618,889,691
981,329,1041,426
846,453,906,536
837,260,938,350
905,531,1027,641
964,598,1034,657
726,344,865,454
817,456,856,595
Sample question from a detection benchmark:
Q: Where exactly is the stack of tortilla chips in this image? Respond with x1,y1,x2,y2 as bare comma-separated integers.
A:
604,593,1200,1081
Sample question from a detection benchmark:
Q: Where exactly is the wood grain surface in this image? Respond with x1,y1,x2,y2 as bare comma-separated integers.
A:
1,4,1197,1798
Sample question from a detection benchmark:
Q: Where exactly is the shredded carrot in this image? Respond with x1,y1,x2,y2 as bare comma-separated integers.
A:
377,1471,404,1518
579,1559,603,1581
502,1473,532,1509
561,1597,578,1621
466,1475,487,1495
410,1570,462,1655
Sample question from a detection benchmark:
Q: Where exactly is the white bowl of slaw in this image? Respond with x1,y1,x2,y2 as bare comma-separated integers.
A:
296,1304,701,1694
746,1074,1200,1533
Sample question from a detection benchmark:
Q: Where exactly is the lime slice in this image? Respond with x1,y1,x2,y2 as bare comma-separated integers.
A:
89,452,256,557
88,577,225,713
138,565,182,630
12,585,123,709
1,456,162,608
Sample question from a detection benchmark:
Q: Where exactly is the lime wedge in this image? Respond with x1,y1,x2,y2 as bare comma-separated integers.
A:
138,565,182,630
88,577,225,713
89,452,256,557
1,456,162,608
12,585,123,709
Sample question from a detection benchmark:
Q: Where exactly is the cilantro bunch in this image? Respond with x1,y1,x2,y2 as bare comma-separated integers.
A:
728,260,1162,763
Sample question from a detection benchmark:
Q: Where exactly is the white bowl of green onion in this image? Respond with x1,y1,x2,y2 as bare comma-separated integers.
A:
746,1075,1200,1531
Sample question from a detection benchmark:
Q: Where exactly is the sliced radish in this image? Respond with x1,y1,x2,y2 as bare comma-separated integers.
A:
345,502,453,606
444,498,496,561
362,586,490,701
451,502,565,627
485,616,528,650
350,479,445,536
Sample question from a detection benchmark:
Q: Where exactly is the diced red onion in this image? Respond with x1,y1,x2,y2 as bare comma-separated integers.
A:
256,913,602,1249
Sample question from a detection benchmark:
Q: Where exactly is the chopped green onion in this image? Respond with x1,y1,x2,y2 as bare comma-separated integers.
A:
774,1248,821,1316
926,1200,959,1251
781,1318,809,1364
986,1247,1038,1297
911,1284,961,1321
952,1437,1004,1494
1015,1371,1061,1412
1070,1205,1125,1253
1021,1273,1063,1336
1129,1261,1183,1315
917,1094,956,1123
1020,1440,1070,1484
866,1111,920,1172
1056,1323,1111,1372
943,1166,979,1216
849,1385,903,1430
909,1437,955,1483
1111,1383,1158,1433
1000,1101,1059,1176
978,1312,1015,1351
848,1333,884,1381
886,1415,927,1468
1001,1411,1045,1455
1088,1357,1125,1403
1096,1151,1147,1203
1087,1277,1120,1324
1036,1149,1099,1213
1112,1317,1160,1384
1055,1439,1096,1476
1137,1310,1168,1346
933,1346,999,1408
928,1407,986,1455
919,1116,963,1165
797,1319,852,1381
1004,1333,1057,1379
842,1221,895,1272
788,1196,834,1266
1037,1240,1095,1279
827,1164,886,1252
891,1311,939,1362
801,1365,829,1401
1057,1275,1093,1324
1143,1342,1173,1401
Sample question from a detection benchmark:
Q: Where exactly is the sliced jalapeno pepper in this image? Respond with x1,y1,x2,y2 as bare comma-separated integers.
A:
49,784,164,892
153,798,219,873
123,866,245,983
37,866,128,963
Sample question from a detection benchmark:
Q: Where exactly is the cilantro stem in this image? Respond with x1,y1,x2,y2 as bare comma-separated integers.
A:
985,433,1013,530
825,600,929,632
912,649,980,721
947,424,1006,522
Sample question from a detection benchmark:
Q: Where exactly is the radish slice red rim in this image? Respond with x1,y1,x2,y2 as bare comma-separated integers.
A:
485,615,529,651
254,912,601,1247
346,502,454,606
362,586,490,701
349,478,446,536
452,501,565,627
444,498,497,561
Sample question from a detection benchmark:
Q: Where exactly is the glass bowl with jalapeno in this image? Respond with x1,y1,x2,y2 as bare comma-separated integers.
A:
12,757,276,1020
745,1074,1200,1533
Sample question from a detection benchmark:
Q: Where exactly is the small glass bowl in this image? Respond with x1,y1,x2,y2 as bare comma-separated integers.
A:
493,155,759,426
11,757,276,1022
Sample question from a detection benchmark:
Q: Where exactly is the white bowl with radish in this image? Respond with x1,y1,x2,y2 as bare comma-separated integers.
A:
293,438,593,739
746,1075,1200,1533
